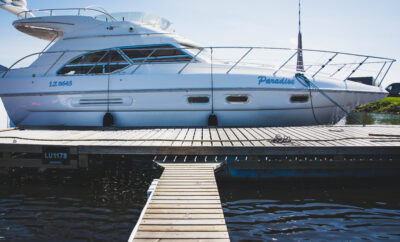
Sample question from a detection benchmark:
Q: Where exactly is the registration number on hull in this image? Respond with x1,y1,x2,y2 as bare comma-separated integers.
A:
49,80,72,87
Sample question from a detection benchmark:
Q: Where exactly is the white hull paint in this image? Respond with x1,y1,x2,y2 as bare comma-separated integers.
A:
0,10,392,127
1,87,386,127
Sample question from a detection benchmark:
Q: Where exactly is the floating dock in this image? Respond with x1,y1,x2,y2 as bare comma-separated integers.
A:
128,163,229,241
1,125,400,177
0,125,400,170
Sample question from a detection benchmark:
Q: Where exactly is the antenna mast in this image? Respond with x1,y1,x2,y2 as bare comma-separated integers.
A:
296,0,305,72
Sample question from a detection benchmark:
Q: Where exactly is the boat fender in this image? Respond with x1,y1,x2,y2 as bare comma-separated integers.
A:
103,112,114,127
208,114,218,126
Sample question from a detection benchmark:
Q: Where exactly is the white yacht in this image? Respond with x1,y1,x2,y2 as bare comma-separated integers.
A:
0,1,396,127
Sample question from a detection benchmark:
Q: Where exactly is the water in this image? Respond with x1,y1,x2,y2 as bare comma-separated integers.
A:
219,179,400,241
0,167,161,241
1,170,400,241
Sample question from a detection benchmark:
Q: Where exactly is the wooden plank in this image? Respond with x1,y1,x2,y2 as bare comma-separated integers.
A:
232,128,253,147
140,219,226,225
138,225,228,232
143,214,224,219
182,128,194,147
150,196,220,200
192,128,202,146
145,208,224,214
147,204,221,209
153,192,219,196
216,128,232,147
202,128,212,146
156,186,218,189
224,128,242,146
133,239,230,242
161,172,214,175
155,189,218,192
171,129,186,146
134,231,229,239
210,128,222,146
157,182,217,185
149,200,221,204
240,128,263,146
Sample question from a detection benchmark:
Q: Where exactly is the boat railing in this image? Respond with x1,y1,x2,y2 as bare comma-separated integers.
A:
2,47,396,87
203,47,395,86
18,7,117,21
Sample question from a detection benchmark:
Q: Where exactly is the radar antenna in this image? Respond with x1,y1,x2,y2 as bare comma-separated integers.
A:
296,0,305,72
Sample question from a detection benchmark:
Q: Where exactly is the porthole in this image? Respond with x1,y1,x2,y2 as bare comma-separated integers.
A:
290,95,309,103
226,95,249,103
188,96,209,104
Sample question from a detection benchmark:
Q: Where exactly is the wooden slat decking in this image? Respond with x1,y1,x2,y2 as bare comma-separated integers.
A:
129,163,230,242
0,126,399,156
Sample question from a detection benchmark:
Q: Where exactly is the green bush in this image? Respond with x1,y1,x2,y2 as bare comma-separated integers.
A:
355,97,400,113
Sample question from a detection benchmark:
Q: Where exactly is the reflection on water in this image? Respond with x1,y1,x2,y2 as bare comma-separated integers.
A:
219,179,400,241
1,164,400,241
337,112,400,125
0,164,161,241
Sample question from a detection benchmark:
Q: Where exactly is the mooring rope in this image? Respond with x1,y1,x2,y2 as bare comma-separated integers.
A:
0,127,19,133
295,73,365,126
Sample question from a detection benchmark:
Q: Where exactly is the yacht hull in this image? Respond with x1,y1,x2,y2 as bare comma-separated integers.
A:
1,89,386,127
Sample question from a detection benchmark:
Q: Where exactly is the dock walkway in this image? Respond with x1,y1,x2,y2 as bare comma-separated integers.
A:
129,163,229,241
1,126,400,169
0,125,400,155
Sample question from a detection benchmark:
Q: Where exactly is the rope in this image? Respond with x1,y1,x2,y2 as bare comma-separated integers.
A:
0,127,19,133
295,73,365,126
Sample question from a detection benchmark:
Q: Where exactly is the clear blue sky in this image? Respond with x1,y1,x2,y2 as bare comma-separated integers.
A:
0,0,399,86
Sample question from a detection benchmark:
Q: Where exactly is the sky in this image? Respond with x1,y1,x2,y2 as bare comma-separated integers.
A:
0,0,399,84
0,0,399,126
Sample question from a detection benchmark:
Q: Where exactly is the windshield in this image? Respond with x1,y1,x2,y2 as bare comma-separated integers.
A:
95,12,173,32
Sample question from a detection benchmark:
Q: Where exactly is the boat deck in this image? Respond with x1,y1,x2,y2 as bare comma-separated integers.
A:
129,163,230,242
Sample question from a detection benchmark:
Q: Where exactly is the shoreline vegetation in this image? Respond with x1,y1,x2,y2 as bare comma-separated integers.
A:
355,97,400,114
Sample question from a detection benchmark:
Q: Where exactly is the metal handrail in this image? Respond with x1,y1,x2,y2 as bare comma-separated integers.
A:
2,47,396,86
19,8,117,21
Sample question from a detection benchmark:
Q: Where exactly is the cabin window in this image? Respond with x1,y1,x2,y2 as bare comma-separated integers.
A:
226,95,249,103
290,95,309,103
120,45,192,63
58,50,129,75
57,44,192,76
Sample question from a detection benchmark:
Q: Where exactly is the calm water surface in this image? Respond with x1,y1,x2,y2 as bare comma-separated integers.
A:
1,170,399,241
219,179,400,241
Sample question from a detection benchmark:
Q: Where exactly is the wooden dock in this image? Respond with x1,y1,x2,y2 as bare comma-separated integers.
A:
0,125,400,169
128,163,230,242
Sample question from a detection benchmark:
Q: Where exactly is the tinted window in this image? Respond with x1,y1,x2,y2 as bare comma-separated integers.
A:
58,50,128,75
70,51,108,64
121,45,192,63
